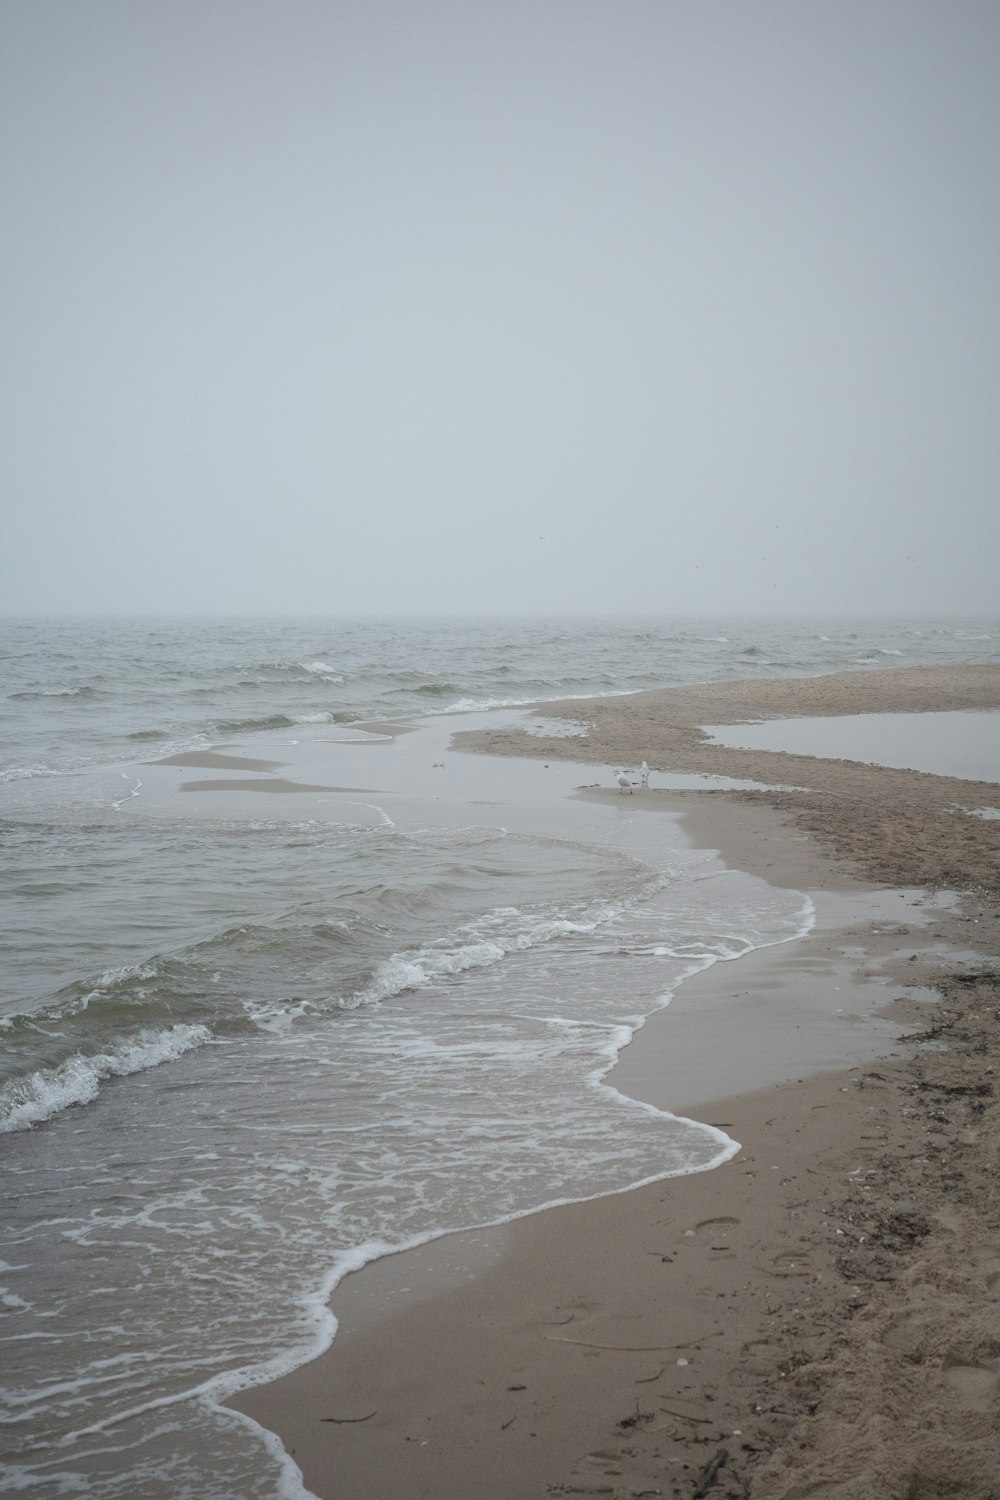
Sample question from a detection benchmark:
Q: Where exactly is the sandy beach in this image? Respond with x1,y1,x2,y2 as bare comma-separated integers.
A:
233,665,1000,1499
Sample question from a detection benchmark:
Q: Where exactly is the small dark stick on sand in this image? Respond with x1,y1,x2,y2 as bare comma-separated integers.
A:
693,1446,728,1497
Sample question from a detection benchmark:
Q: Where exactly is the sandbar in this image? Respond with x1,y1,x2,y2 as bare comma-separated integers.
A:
149,749,285,771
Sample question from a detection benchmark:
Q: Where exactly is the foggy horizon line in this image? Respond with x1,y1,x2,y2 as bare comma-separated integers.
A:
3,610,996,625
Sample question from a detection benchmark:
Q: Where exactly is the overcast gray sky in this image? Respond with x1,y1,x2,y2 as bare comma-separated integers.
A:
2,1,998,616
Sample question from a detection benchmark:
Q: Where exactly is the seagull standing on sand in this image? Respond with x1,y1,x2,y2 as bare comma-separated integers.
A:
640,761,650,788
616,771,634,795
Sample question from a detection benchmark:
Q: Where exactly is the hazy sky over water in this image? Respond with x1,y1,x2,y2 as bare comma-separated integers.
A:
3,1,998,617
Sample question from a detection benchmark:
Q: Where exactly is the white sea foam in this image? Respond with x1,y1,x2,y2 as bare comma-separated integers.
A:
436,689,635,716
0,763,55,782
66,963,159,1016
349,956,430,1006
438,694,539,714
344,899,630,1010
300,662,344,681
243,999,314,1034
420,939,506,975
111,776,142,810
96,962,158,989
0,1025,211,1132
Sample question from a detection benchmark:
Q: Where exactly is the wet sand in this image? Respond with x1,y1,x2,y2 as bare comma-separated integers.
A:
233,665,1000,1499
178,778,350,793
148,749,286,771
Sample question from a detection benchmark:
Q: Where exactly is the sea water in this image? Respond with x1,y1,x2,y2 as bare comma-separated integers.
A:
2,615,997,1497
703,708,1000,784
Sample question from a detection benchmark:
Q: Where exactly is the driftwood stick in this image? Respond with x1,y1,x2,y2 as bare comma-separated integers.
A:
693,1447,729,1497
545,1333,716,1351
320,1410,376,1424
896,1012,959,1042
660,1407,714,1425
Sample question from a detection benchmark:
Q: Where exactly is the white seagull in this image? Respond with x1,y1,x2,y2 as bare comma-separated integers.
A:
616,771,634,794
639,761,650,788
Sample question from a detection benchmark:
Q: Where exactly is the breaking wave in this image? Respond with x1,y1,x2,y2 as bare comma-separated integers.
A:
0,1024,212,1132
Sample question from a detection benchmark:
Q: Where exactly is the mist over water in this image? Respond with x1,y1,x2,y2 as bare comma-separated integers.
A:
4,4,998,620
1,615,997,1497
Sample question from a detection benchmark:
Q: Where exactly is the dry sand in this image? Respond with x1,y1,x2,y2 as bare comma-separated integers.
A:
233,666,1000,1500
